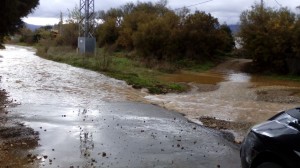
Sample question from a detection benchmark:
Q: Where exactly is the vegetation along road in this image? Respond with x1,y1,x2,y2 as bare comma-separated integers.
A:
1,0,300,167
0,45,240,167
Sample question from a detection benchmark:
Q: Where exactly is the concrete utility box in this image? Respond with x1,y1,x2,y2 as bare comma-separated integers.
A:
78,37,96,54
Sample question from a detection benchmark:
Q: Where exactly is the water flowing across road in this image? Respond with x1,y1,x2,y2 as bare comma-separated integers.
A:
3,45,298,130
1,45,300,167
0,45,146,107
146,62,300,124
0,45,241,167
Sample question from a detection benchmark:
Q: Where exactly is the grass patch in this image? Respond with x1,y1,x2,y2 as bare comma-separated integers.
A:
176,59,215,72
187,61,214,72
267,74,300,82
35,45,300,91
36,46,188,94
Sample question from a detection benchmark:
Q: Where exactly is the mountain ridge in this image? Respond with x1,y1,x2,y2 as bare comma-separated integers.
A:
24,23,42,31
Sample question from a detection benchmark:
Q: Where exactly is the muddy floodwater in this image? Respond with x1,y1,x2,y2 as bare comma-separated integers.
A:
145,60,300,140
1,45,300,166
0,45,241,167
0,46,146,105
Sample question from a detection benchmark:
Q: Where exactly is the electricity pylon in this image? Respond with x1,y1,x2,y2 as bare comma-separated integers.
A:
78,0,96,54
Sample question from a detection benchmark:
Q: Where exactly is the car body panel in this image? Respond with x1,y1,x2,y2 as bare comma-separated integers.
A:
240,108,300,168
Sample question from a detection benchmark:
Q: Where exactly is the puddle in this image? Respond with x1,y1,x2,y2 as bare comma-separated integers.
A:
159,70,224,85
0,45,147,167
1,45,299,165
227,73,251,82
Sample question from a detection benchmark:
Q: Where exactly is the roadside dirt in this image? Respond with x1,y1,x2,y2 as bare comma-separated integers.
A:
0,85,39,167
199,116,254,132
198,116,254,143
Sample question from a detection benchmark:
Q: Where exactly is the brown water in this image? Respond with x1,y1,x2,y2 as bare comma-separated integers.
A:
1,45,298,130
0,45,243,167
160,71,224,85
0,45,146,107
146,66,300,128
1,45,300,138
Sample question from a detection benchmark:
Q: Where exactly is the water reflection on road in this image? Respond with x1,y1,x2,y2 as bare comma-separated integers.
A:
0,45,241,167
1,45,300,167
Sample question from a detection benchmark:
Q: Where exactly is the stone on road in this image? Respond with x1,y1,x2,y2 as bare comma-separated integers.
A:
0,45,240,167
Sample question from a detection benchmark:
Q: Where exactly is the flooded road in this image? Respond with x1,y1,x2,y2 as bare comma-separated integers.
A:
145,60,300,140
0,45,145,106
0,45,240,167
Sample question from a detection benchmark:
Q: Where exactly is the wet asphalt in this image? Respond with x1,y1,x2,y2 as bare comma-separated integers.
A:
12,102,240,168
0,45,241,167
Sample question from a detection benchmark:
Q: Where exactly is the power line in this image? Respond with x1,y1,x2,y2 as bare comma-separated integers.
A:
174,0,214,11
274,0,282,7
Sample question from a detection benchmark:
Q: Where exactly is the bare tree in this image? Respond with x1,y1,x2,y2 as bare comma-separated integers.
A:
67,5,81,24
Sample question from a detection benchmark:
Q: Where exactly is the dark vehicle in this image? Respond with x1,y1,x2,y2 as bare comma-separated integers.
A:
240,107,300,168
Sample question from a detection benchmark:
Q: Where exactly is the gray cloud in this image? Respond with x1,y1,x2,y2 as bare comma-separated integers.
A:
28,0,300,24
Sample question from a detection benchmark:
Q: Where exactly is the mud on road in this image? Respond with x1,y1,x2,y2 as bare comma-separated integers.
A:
0,88,39,167
0,45,241,168
2,46,300,167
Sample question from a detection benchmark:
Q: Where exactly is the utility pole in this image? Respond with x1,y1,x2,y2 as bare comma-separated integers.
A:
59,11,63,36
78,0,96,54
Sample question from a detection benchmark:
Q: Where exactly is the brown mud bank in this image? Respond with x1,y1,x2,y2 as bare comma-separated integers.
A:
0,88,39,167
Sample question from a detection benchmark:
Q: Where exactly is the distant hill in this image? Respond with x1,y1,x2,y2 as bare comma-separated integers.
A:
24,23,42,31
228,24,240,34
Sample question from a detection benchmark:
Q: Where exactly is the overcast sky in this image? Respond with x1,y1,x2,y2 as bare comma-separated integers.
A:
23,0,300,25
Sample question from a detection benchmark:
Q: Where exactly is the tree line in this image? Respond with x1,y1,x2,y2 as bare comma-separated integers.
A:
18,0,235,68
96,1,234,63
4,1,300,75
238,3,300,74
